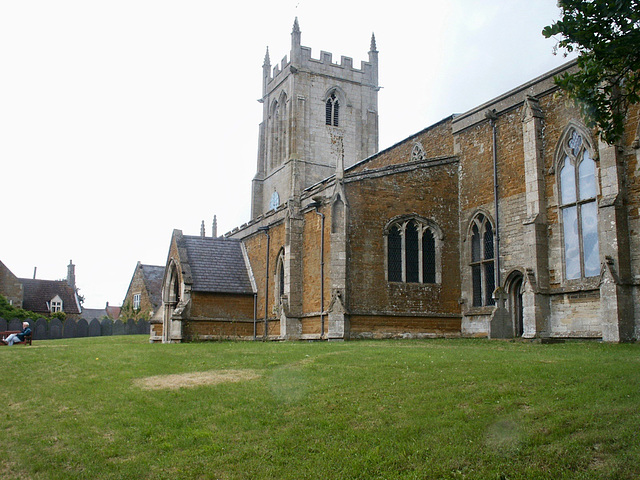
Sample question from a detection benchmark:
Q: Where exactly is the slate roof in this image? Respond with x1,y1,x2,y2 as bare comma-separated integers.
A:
140,265,164,308
81,308,108,320
182,236,254,294
19,278,81,314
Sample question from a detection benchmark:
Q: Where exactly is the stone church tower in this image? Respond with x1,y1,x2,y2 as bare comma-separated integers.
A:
251,18,379,218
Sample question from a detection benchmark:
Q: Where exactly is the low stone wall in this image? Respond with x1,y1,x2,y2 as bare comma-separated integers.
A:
0,317,149,341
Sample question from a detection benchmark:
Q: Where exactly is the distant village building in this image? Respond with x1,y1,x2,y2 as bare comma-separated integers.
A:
156,19,640,343
81,303,121,321
0,260,23,308
4,260,83,318
121,262,164,322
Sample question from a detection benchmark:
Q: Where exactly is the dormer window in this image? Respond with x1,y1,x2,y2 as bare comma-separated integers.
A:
50,295,63,313
326,92,339,126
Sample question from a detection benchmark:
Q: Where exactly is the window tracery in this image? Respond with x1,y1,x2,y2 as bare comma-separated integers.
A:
325,91,340,126
411,142,426,162
469,213,495,307
558,128,599,280
385,217,441,284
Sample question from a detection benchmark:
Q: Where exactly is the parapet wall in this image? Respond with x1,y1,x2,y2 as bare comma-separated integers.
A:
268,45,375,90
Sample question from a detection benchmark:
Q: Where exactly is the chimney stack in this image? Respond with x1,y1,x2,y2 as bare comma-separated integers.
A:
200,220,205,238
212,215,217,238
67,260,76,288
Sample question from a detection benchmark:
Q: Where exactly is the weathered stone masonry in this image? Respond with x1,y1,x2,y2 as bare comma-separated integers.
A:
156,20,640,343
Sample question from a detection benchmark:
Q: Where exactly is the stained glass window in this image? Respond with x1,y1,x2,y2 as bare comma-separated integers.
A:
470,214,495,307
422,230,436,283
388,225,402,282
559,130,599,280
386,218,439,284
405,222,419,283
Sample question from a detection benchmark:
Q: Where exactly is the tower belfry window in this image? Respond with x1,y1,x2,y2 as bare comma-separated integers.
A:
326,92,339,126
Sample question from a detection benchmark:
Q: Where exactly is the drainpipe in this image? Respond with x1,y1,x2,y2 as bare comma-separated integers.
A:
257,226,270,340
253,292,257,341
486,108,501,287
309,199,325,339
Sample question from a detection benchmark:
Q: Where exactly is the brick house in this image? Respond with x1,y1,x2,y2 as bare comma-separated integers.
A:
0,260,24,308
158,19,640,343
19,261,82,318
121,262,164,322
82,303,121,321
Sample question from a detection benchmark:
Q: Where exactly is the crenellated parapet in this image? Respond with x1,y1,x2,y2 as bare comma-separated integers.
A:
262,18,378,96
265,51,378,94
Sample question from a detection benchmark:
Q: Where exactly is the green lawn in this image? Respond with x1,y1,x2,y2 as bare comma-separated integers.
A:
1,336,639,479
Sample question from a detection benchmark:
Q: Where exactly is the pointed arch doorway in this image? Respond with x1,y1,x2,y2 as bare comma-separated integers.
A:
163,262,181,343
506,271,524,337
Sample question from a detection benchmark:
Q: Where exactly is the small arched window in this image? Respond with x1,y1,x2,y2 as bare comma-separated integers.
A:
386,217,441,284
326,92,339,126
269,94,288,170
558,129,599,280
470,214,495,307
275,250,285,304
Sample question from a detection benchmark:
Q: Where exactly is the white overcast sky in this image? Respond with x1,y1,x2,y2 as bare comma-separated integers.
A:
1,0,574,309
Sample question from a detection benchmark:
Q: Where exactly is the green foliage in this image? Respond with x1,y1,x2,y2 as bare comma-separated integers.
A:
51,311,67,321
1,337,640,479
0,294,38,320
543,0,640,144
120,300,149,321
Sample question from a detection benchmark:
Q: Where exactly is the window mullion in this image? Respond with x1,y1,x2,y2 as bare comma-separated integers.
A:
576,202,585,278
575,159,584,278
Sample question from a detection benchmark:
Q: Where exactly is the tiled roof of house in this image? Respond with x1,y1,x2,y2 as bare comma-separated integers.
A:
182,236,253,294
140,264,164,308
105,305,121,319
19,278,81,314
81,308,109,320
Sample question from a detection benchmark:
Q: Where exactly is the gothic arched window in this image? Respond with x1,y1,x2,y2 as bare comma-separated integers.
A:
269,101,280,170
470,213,495,307
275,249,285,304
558,129,599,280
326,92,340,126
269,94,288,170
411,142,426,162
385,217,441,284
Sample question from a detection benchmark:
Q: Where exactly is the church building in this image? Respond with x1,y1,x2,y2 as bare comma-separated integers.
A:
153,19,640,343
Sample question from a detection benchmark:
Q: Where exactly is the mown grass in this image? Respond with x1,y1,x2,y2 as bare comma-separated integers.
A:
1,336,639,479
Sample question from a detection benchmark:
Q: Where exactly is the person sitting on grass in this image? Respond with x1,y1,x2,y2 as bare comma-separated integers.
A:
2,322,32,346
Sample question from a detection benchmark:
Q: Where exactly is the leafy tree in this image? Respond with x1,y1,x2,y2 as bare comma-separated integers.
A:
543,0,640,144
0,294,38,321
